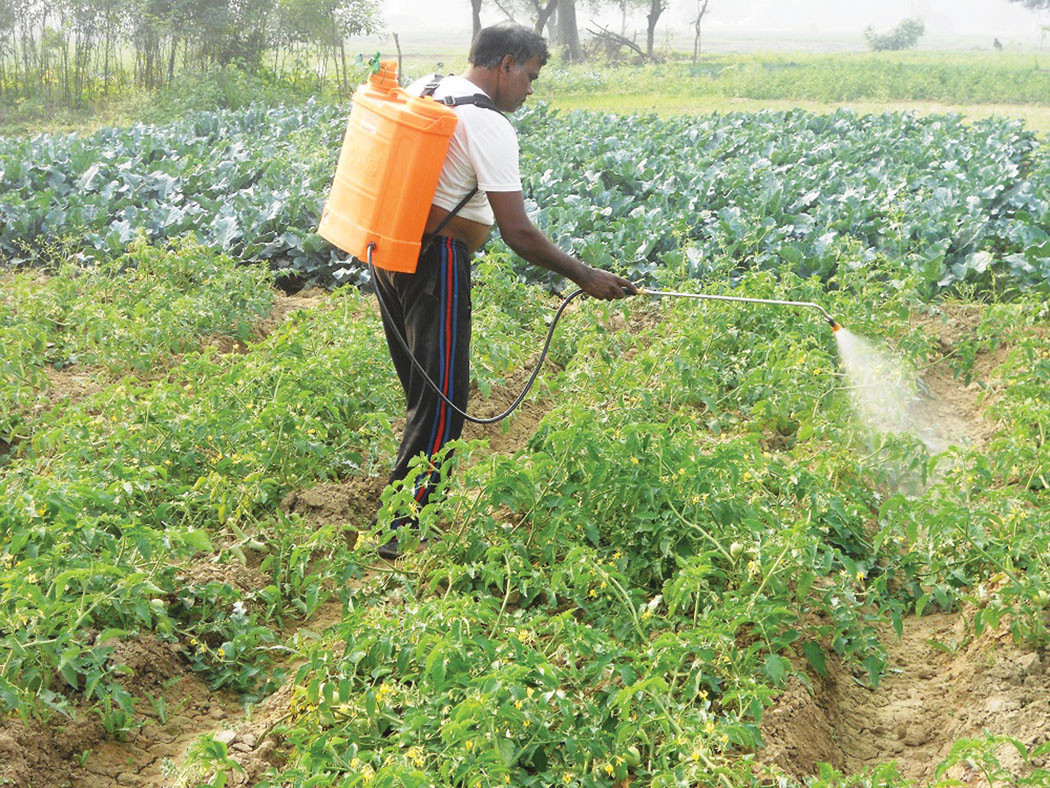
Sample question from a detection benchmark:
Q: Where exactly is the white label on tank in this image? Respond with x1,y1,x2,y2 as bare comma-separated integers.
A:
358,109,379,135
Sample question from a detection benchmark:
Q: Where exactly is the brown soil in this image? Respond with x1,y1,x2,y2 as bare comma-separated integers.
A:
0,637,243,788
178,559,271,596
909,302,1013,454
761,611,1050,783
911,360,1001,455
280,474,387,532
461,361,555,453
41,365,109,412
252,288,329,340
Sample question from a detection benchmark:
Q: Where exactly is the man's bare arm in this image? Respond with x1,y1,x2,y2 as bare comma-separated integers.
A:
488,190,637,300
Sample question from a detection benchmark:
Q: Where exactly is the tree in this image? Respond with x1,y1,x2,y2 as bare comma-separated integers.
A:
533,0,557,35
1007,0,1050,7
644,0,664,59
864,17,924,51
691,0,709,63
611,0,645,35
275,0,378,92
471,0,481,40
556,0,582,61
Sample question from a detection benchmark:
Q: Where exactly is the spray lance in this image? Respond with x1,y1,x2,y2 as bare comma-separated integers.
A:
366,245,840,425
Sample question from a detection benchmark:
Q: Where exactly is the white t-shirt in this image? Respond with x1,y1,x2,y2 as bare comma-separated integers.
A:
407,74,521,226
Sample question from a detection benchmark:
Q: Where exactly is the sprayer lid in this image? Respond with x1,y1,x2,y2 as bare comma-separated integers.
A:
369,60,399,93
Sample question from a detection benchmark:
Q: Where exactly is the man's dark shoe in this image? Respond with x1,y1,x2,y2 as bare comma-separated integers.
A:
377,533,401,560
376,531,430,561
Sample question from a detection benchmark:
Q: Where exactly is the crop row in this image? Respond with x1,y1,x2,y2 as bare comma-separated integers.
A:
2,103,1049,293
0,239,273,449
2,246,1048,785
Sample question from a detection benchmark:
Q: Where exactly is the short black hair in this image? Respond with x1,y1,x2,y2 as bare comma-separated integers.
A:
469,23,549,68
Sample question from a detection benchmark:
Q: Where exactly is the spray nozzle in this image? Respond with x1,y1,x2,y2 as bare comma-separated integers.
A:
827,317,841,332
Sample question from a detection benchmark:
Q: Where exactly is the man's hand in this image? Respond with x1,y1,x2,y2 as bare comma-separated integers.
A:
576,266,638,300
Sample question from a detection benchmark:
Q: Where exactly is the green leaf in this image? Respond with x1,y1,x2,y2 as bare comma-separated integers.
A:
0,676,20,711
182,530,213,552
795,571,814,603
801,641,827,677
763,653,789,686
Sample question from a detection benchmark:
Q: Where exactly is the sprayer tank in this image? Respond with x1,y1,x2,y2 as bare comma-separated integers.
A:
318,61,459,273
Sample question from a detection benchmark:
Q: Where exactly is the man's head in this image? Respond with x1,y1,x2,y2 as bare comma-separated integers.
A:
468,23,549,69
467,23,548,112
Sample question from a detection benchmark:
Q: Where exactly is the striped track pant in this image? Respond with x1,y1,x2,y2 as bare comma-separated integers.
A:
373,235,471,528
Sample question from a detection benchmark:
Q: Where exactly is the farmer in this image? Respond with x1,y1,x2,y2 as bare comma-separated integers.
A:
372,22,636,559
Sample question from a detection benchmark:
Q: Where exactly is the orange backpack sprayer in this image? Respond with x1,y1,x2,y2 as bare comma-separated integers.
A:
318,61,459,273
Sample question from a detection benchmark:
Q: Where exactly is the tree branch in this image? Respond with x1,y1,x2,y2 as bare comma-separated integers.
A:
587,23,647,60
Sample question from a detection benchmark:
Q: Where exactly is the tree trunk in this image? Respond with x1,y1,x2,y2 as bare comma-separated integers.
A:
646,0,665,59
103,26,110,96
167,37,177,85
471,0,482,41
692,0,709,64
338,25,348,97
557,0,582,62
535,0,558,35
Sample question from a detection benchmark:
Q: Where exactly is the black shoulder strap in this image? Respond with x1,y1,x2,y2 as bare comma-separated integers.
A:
421,74,445,97
437,93,504,116
420,75,505,117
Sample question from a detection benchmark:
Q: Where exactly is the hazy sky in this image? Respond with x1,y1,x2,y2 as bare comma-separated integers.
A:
380,0,1048,42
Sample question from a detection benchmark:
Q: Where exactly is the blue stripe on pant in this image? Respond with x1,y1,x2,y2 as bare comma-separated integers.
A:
373,235,471,530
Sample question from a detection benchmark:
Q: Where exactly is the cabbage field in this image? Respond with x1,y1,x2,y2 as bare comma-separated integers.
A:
2,93,1050,788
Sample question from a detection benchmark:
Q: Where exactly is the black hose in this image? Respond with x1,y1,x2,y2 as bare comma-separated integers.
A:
367,243,584,425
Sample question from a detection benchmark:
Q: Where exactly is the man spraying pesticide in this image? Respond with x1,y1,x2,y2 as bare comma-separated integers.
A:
319,24,637,559
318,24,844,560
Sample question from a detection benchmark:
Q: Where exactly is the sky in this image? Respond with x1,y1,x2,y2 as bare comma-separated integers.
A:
378,0,1049,45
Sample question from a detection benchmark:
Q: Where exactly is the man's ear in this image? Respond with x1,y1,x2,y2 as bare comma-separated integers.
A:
500,54,515,73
